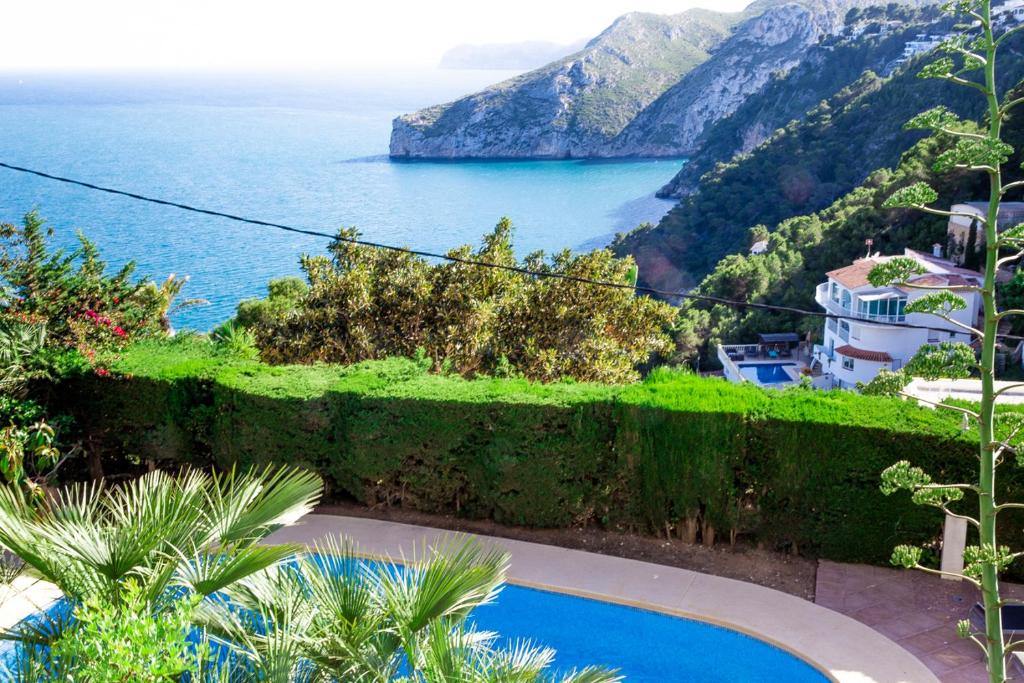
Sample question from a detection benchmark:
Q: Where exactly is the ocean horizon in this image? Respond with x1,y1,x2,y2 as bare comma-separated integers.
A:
0,69,682,329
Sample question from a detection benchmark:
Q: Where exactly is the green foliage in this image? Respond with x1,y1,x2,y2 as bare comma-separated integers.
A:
882,181,939,208
58,338,1001,565
905,105,966,131
933,137,1015,173
0,466,322,620
0,317,48,395
998,269,1024,333
866,255,928,284
0,211,164,351
891,544,924,568
45,580,204,683
615,28,1024,293
244,219,675,383
210,321,260,360
0,420,59,497
904,291,970,316
234,276,307,330
859,368,913,395
906,341,976,379
196,538,620,683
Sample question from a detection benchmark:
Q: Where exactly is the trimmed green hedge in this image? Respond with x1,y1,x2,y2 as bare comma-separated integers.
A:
62,338,1017,567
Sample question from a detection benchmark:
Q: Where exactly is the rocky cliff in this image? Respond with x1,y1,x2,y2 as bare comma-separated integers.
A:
389,9,743,158
655,4,947,197
390,0,877,159
605,1,840,157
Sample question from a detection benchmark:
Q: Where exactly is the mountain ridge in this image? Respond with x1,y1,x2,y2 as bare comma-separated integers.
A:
389,0,907,160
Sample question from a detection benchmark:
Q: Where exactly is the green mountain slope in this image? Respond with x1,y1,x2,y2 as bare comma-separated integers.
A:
613,32,1024,292
670,80,1024,364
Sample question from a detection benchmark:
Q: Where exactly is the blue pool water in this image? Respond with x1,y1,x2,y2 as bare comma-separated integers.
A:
474,584,827,681
0,70,681,330
1,581,826,682
738,362,797,385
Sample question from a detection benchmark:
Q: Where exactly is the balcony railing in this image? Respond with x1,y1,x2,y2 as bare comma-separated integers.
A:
814,283,907,323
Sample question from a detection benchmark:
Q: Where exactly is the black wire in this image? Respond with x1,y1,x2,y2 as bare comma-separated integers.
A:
1,160,1018,340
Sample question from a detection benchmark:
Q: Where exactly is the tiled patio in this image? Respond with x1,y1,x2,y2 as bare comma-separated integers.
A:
816,560,1024,682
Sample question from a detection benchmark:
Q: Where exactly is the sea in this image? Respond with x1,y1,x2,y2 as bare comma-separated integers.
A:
0,69,682,330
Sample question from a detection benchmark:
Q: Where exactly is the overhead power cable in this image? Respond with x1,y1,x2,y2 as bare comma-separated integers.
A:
0,160,1018,340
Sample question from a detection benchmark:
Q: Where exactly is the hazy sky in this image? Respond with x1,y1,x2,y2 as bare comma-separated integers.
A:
3,0,752,71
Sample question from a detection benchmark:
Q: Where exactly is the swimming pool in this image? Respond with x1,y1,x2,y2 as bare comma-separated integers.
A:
738,362,797,385
1,580,827,682
475,583,827,682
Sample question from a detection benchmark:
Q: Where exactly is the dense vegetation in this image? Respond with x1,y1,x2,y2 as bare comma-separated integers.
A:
0,467,615,682
666,78,1024,364
0,211,192,487
615,36,1024,291
58,336,1024,572
232,219,676,383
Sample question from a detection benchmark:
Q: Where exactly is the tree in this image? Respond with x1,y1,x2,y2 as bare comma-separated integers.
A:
864,2,1024,679
245,219,675,383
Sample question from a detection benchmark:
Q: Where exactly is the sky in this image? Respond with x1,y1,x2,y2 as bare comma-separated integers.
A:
2,0,752,71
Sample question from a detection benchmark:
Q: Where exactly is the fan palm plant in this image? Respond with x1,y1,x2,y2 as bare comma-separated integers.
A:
0,318,47,396
0,465,322,646
196,537,621,683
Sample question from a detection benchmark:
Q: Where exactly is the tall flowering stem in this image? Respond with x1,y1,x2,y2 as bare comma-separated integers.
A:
867,1,1024,680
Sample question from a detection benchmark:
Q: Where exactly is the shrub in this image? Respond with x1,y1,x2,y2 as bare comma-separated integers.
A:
239,220,676,383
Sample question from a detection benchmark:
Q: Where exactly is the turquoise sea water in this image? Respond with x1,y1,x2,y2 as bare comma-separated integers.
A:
0,70,681,330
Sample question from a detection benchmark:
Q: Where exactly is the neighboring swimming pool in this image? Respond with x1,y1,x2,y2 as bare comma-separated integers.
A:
2,580,827,682
738,362,797,385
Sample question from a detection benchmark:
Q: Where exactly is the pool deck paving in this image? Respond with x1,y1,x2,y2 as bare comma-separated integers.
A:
0,573,62,632
265,514,939,683
816,560,1024,682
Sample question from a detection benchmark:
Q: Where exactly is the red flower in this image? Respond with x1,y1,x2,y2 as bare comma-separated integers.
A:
95,367,110,377
113,326,127,338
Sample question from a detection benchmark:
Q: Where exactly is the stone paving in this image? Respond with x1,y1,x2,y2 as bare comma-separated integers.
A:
816,560,1024,683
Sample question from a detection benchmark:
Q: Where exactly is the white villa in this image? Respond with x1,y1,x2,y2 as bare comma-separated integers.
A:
812,248,982,389
946,201,1024,265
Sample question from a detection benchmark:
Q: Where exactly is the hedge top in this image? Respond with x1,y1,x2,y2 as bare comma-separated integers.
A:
107,338,970,441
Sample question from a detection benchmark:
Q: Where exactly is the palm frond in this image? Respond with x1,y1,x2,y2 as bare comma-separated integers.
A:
207,466,322,545
380,540,509,634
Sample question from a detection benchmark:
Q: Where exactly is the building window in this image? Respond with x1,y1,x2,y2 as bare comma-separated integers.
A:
841,289,852,310
828,318,837,333
857,296,907,321
842,356,855,371
839,321,850,342
830,282,840,303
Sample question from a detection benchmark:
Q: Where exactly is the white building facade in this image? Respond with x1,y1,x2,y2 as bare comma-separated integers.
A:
813,249,982,389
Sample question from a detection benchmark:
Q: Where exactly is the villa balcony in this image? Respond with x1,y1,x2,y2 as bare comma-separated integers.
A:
814,283,907,324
